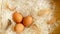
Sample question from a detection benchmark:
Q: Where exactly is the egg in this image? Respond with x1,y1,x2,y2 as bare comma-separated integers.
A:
13,12,23,23
23,16,33,27
14,24,24,33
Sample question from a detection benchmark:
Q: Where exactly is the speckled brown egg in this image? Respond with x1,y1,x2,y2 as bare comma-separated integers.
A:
12,12,23,23
23,16,33,27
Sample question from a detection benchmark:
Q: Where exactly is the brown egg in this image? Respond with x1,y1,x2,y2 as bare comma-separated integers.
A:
14,24,24,33
23,16,33,27
13,12,23,23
